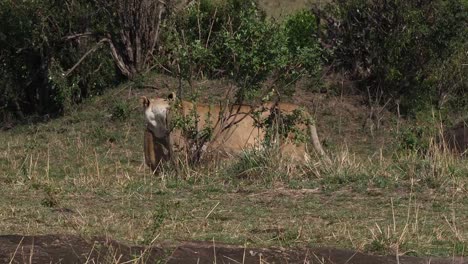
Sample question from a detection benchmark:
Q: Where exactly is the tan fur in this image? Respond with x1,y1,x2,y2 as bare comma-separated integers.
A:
141,93,326,171
143,127,170,172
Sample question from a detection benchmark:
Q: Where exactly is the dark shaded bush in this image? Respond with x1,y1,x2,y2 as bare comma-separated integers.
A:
318,0,467,115
0,1,119,121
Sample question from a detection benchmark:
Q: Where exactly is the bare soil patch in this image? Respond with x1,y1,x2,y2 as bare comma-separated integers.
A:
1,235,465,264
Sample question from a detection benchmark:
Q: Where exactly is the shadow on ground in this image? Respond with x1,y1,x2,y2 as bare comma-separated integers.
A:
0,235,466,264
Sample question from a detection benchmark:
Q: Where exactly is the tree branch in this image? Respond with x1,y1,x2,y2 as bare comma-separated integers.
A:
64,38,106,77
103,36,133,78
63,32,95,41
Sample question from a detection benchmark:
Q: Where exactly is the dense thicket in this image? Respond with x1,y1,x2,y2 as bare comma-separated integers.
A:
318,0,467,115
0,0,466,123
0,1,116,119
0,0,171,121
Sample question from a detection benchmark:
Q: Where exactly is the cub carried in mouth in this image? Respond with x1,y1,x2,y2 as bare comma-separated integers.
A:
141,92,326,172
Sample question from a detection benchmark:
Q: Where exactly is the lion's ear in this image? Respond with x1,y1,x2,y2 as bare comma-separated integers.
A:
140,96,150,108
167,92,176,101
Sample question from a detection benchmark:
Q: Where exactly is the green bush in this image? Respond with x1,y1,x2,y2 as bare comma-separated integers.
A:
0,0,119,120
159,0,323,101
283,10,318,54
110,100,131,121
319,0,467,115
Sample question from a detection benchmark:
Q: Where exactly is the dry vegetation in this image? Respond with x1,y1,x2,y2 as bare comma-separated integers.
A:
258,0,330,19
0,76,466,260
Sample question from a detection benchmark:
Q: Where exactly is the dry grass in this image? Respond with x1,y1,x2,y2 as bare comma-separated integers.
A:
258,0,331,19
0,85,467,259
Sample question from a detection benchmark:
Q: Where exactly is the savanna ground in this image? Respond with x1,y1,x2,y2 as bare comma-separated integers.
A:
1,0,467,262
0,74,467,262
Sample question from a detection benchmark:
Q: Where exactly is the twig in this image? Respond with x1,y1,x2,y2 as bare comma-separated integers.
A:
205,201,220,219
141,85,160,90
63,32,94,41
205,7,218,49
8,237,24,264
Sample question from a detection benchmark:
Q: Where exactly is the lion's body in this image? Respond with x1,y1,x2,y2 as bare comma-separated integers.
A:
141,93,325,172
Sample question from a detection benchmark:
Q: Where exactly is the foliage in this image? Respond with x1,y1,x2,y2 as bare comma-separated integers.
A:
160,0,323,101
423,42,468,112
252,106,309,146
0,0,174,121
2,0,465,124
110,100,131,121
93,0,172,79
318,0,467,115
0,0,118,119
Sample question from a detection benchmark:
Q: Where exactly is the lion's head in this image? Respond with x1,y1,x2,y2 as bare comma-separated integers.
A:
140,92,176,139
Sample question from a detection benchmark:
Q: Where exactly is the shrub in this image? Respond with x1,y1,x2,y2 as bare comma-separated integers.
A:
0,0,120,120
318,0,467,115
159,0,323,101
110,100,131,121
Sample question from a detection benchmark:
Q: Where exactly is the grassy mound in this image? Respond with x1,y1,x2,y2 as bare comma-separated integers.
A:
0,76,467,257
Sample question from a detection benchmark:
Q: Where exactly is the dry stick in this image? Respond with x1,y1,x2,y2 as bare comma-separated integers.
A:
64,39,107,77
132,234,161,264
145,1,165,66
205,8,218,49
140,84,160,90
209,102,253,153
242,242,247,264
396,99,401,133
205,202,220,219
197,0,201,42
46,144,50,182
8,237,24,264
212,238,217,264
148,58,173,74
84,242,98,264
376,98,392,129
28,238,35,264
63,32,94,41
94,149,101,180
177,63,183,99
219,85,279,134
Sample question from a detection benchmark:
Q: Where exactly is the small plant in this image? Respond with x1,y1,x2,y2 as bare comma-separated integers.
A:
40,185,59,208
143,202,170,244
226,147,289,184
168,100,216,165
110,100,131,121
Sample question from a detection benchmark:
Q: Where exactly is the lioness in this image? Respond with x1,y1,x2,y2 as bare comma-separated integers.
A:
141,92,326,172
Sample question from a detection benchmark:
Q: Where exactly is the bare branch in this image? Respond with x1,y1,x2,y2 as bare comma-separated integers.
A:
63,32,94,41
64,38,106,77
103,36,132,78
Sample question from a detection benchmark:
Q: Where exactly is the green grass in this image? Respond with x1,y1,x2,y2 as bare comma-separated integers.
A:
0,84,467,258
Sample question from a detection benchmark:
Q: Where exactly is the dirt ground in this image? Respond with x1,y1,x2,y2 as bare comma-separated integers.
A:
1,235,466,264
